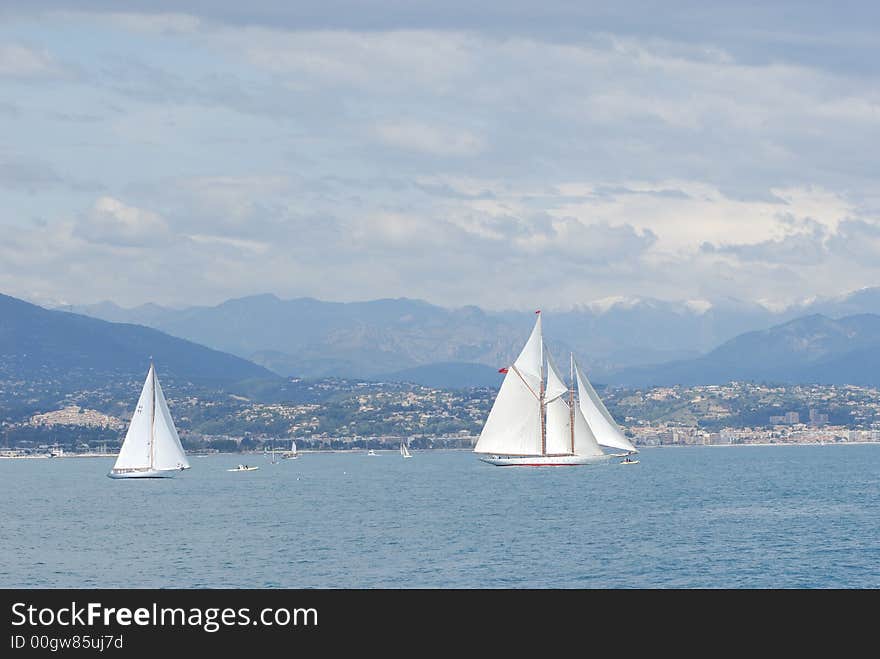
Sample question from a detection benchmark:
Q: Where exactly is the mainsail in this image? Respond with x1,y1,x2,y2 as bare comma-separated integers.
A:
112,363,189,473
112,369,154,471
574,359,637,454
474,313,544,455
544,349,572,454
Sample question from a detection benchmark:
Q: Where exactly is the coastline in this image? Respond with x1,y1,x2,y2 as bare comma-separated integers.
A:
3,442,879,459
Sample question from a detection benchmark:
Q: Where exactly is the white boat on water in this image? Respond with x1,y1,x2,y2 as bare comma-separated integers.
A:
474,311,638,467
367,449,379,456
283,440,298,459
400,441,413,459
228,464,259,472
108,361,191,479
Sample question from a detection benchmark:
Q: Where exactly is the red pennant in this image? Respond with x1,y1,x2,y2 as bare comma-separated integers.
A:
498,367,509,373
535,309,541,314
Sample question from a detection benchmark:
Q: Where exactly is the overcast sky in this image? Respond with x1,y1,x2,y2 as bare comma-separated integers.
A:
1,2,879,310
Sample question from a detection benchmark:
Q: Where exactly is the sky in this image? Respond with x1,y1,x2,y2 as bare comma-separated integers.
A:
1,1,879,311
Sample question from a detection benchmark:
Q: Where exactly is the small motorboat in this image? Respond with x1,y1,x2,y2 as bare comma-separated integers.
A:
620,458,639,465
227,464,259,472
367,449,379,456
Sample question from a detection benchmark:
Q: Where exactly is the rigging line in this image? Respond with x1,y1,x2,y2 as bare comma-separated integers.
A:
510,364,541,401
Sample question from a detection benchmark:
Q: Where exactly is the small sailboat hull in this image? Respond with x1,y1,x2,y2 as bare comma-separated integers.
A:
479,454,613,467
107,467,187,479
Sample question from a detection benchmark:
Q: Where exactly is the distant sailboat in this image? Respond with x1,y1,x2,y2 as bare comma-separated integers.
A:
283,440,298,459
474,312,636,467
400,440,413,459
108,361,190,479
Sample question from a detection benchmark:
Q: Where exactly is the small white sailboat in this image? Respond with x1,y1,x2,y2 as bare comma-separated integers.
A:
283,439,298,459
400,440,413,459
474,312,637,467
227,464,259,472
108,361,190,479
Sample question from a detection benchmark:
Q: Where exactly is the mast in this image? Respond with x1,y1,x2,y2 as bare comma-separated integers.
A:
569,353,575,455
539,312,546,455
149,358,156,470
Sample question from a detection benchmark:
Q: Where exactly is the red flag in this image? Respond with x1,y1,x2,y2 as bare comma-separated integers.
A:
535,309,541,314
498,367,509,373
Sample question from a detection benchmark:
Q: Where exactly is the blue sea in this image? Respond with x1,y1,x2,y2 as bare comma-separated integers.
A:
2,445,878,588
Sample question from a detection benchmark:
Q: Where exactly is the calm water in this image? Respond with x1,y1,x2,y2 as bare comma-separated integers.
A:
1,446,878,588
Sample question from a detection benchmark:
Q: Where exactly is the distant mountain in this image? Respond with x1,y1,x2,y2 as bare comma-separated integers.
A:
56,286,880,386
0,293,278,387
56,293,781,382
607,313,880,386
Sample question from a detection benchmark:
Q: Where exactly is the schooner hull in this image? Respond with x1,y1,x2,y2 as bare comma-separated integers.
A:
107,467,188,479
478,454,613,467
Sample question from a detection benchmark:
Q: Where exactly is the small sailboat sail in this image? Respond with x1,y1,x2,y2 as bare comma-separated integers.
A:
475,312,626,466
283,439,298,459
400,440,413,458
108,361,190,479
574,358,637,454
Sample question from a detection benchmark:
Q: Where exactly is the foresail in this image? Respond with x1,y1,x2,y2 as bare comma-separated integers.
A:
573,401,605,457
513,314,543,394
545,396,572,455
151,374,190,470
574,360,637,453
545,348,568,401
474,369,542,455
113,366,154,470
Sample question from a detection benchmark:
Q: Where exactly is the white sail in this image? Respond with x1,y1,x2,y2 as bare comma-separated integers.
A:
545,396,573,455
151,375,189,470
574,359,637,453
291,440,297,454
112,366,155,470
400,441,412,458
572,399,605,457
474,369,542,455
545,348,568,402
513,313,543,394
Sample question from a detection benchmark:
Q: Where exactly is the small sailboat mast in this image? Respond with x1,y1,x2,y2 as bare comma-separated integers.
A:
149,359,156,470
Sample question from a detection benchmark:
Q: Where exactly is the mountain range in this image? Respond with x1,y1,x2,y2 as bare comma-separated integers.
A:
0,293,277,388
608,313,880,387
54,287,880,386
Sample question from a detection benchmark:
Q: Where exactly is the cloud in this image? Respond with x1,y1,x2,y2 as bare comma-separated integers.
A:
1,6,879,311
74,196,172,247
0,43,64,78
0,156,63,192
373,120,485,157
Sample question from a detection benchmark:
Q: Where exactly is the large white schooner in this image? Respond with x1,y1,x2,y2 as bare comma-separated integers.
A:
474,311,638,466
108,361,191,479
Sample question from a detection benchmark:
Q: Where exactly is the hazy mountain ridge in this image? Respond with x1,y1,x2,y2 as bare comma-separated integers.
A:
53,287,880,386
607,313,880,386
0,293,278,387
55,293,787,379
